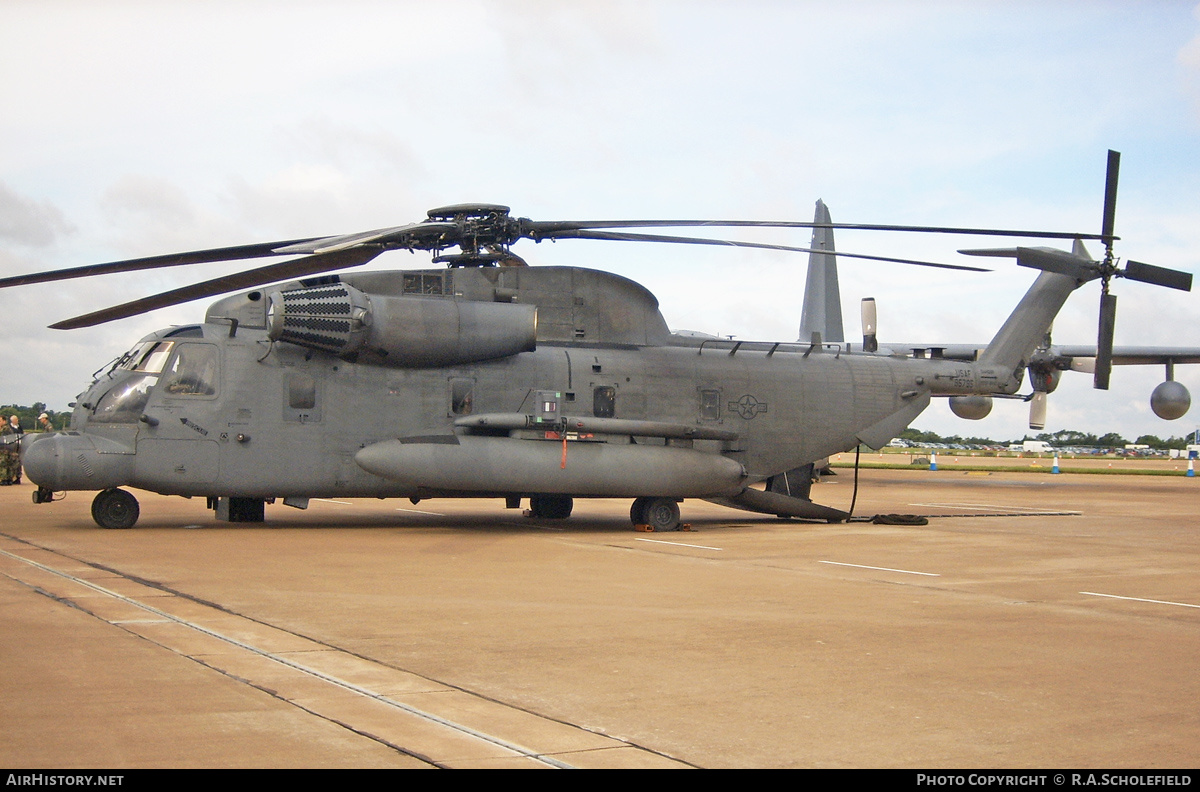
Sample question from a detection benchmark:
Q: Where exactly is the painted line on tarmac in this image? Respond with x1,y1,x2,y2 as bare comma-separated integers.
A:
0,547,578,768
819,560,939,577
313,498,354,506
905,502,1083,519
635,538,723,551
909,501,1081,515
395,507,446,516
1081,591,1200,610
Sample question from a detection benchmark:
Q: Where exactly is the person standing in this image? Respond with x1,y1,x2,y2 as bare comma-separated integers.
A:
0,416,17,485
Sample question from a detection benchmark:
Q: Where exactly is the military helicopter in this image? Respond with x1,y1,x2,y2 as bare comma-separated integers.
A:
5,151,1195,531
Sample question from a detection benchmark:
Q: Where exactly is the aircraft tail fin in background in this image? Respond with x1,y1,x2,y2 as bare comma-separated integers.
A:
798,199,844,343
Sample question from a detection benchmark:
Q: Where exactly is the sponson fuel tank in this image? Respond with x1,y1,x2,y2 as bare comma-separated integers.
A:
265,282,537,366
355,435,747,498
20,432,134,492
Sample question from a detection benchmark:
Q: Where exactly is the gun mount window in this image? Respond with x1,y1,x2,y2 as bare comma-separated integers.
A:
450,378,475,416
284,373,321,422
160,344,219,397
593,386,616,419
288,374,317,410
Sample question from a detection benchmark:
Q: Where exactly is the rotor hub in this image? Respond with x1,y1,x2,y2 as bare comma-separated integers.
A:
421,203,524,264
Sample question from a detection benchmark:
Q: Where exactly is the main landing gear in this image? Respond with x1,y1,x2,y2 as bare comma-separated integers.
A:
91,488,140,530
527,494,574,519
630,497,682,532
524,494,685,531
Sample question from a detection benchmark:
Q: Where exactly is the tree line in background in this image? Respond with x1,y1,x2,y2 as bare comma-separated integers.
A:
899,427,1199,450
0,404,69,432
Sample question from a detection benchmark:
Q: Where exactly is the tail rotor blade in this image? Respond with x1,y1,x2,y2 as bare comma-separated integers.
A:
1029,391,1048,431
1094,292,1117,390
1123,260,1193,292
1101,150,1120,250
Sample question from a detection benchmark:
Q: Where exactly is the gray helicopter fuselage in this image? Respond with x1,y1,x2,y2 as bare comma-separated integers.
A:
23,265,1004,502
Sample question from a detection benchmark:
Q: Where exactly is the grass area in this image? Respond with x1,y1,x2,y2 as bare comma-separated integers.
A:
829,460,1195,476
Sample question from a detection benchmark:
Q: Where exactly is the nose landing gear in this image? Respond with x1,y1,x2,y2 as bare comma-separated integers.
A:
91,488,140,530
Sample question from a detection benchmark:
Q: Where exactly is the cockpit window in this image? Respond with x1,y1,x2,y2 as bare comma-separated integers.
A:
120,341,175,374
160,344,219,397
90,374,156,424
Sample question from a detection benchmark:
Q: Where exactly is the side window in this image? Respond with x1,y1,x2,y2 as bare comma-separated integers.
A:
450,378,474,416
402,273,444,295
160,344,219,398
283,372,321,423
700,389,721,420
593,386,616,419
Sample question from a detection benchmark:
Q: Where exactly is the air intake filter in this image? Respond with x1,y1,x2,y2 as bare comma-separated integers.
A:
266,283,370,354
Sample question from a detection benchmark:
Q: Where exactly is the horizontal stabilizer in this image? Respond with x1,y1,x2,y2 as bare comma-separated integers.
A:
959,246,1100,282
886,344,1200,367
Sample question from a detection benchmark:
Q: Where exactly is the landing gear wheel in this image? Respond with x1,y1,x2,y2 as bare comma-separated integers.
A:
529,494,573,519
630,497,652,526
638,497,681,532
91,488,139,530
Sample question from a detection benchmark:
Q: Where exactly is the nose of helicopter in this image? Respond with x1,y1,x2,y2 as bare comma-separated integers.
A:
21,432,135,492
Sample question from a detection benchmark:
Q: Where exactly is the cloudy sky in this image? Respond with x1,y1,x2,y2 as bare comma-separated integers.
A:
2,0,1199,441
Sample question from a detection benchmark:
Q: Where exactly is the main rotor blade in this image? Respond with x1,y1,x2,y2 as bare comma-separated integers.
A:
273,221,458,255
1101,150,1120,246
49,246,383,330
1122,260,1193,292
0,238,324,290
552,229,991,272
527,219,1108,241
1094,292,1117,390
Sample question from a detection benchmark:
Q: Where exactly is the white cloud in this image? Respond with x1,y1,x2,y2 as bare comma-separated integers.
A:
1179,3,1200,125
2,0,1199,443
0,182,74,247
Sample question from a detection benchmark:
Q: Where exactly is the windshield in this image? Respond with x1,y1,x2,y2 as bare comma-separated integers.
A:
90,374,157,424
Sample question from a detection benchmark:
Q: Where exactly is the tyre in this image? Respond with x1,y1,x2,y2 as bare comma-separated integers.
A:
91,488,140,530
529,494,573,519
640,497,680,532
630,497,652,526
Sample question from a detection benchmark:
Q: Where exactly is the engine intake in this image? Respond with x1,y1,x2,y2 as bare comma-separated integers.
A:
266,283,369,354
